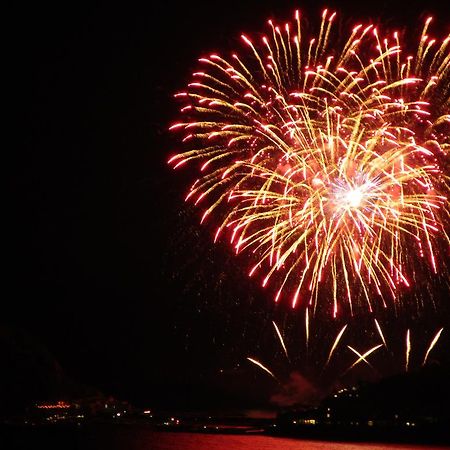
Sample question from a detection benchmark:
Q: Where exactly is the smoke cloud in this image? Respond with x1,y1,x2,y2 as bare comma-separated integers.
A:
270,371,324,408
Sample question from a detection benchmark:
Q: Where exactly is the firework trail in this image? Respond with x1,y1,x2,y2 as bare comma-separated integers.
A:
347,345,376,370
324,324,348,367
374,318,388,348
247,356,278,380
170,10,450,318
273,320,290,361
422,327,444,366
305,307,309,349
405,328,411,372
344,344,383,374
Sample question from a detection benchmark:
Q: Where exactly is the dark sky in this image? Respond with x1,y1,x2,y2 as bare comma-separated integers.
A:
5,0,450,414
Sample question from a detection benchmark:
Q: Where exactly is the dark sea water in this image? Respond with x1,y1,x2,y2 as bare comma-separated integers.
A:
4,426,450,450
88,430,449,450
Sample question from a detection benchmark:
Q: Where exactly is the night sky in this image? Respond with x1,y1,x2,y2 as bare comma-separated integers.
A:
5,0,450,415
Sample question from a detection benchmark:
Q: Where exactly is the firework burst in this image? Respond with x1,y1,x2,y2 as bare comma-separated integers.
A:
169,10,450,317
